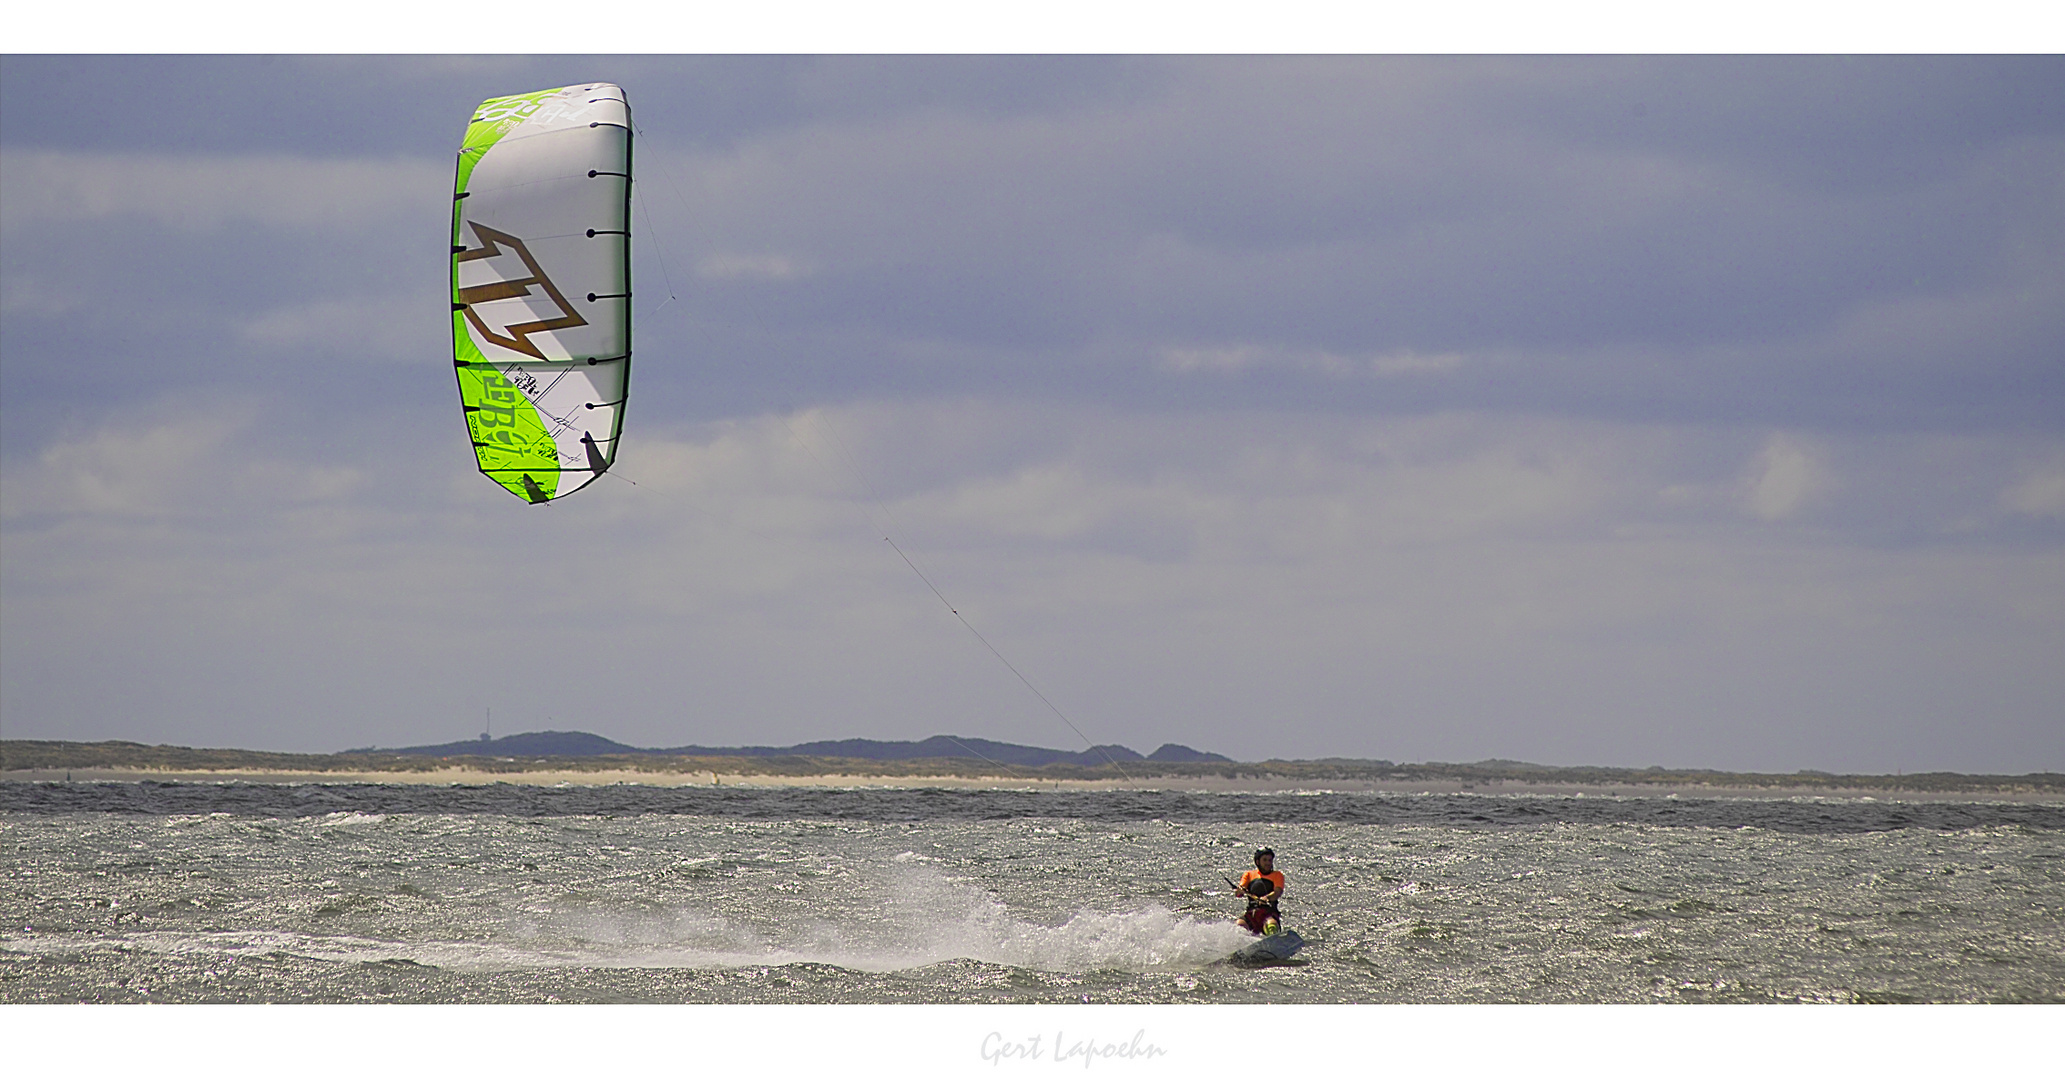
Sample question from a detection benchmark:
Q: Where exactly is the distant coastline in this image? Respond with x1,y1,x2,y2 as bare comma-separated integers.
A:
347,730,1234,768
3,737,2059,799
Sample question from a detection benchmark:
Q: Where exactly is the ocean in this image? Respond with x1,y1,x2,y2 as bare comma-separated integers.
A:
3,782,2060,1003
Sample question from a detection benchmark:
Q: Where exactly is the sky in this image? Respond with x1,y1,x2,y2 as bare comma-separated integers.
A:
1,55,2060,772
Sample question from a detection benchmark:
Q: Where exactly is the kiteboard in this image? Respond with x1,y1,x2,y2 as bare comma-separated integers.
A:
1230,929,1305,964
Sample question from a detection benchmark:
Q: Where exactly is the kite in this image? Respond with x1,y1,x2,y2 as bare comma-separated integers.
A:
450,83,631,503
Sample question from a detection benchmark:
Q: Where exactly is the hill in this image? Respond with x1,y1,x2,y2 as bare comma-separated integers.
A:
365,731,1232,767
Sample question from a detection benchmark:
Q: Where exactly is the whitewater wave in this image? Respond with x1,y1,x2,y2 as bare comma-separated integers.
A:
1,859,1254,976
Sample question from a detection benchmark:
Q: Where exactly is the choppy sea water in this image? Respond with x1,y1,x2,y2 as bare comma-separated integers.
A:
3,782,2059,1003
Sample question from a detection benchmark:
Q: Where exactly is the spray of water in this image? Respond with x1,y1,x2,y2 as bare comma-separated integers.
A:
519,858,1254,973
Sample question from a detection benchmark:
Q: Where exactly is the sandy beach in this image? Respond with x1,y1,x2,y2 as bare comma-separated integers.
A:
5,767,2056,802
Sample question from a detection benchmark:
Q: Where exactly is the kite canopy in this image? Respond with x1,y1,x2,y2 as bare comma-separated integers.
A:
450,83,631,503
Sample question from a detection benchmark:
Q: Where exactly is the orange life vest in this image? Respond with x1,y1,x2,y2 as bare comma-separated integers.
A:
1238,870,1284,897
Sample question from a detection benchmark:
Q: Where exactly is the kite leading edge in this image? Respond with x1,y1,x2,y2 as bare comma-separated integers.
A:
450,83,632,504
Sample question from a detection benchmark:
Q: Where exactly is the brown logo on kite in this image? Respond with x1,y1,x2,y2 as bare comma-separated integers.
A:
455,221,587,359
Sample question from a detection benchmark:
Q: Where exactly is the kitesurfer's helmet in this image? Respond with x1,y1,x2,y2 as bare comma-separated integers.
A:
1254,848,1274,864
1246,877,1275,898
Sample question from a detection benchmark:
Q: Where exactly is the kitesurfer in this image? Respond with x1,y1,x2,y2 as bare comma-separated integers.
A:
1234,848,1285,935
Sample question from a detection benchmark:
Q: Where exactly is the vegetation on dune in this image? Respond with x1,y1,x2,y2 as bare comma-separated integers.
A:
2,739,2060,794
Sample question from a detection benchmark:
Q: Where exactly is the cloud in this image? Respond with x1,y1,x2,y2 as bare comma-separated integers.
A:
0,406,365,521
10,397,2060,768
0,273,81,318
1739,434,1826,521
694,253,817,281
1156,344,1467,379
606,59,2062,433
237,297,444,363
9,61,2060,441
2,411,242,519
0,150,447,233
2003,461,2065,520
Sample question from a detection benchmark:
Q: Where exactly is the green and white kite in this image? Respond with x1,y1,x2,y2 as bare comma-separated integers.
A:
450,83,632,504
